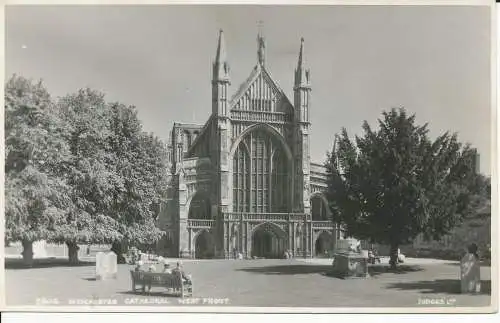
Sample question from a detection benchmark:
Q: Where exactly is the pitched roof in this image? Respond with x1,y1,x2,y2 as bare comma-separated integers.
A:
229,64,293,110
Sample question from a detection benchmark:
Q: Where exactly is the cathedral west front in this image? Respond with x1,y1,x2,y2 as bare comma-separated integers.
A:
158,30,341,259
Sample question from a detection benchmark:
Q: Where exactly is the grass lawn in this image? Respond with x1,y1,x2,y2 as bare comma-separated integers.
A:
5,258,492,308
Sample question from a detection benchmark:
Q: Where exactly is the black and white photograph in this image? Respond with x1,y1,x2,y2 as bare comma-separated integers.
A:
1,0,496,313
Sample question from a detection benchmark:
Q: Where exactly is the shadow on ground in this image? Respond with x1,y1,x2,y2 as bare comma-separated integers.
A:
237,264,332,275
386,279,491,295
445,261,490,267
237,263,427,278
368,264,425,277
5,258,95,269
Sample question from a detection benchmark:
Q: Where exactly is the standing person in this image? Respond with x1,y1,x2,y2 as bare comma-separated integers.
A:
469,243,480,259
461,243,481,293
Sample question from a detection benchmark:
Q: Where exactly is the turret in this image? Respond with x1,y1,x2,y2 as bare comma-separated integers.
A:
257,32,266,67
294,38,311,123
212,29,230,117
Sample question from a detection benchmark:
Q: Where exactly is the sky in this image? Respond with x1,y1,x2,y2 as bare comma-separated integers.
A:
5,5,493,174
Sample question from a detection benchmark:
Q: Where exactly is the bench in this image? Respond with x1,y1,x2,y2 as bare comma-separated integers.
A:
130,270,193,298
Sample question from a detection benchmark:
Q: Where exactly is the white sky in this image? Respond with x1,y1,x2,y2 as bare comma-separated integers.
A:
5,4,492,174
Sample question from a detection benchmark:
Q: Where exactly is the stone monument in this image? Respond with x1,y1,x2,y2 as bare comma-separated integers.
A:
96,251,118,280
33,240,48,258
95,252,106,279
331,238,369,278
107,252,118,279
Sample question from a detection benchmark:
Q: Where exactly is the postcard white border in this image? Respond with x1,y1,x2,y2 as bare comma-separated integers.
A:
0,0,497,315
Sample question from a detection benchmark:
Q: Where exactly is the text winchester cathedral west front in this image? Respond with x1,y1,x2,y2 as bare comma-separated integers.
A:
158,30,343,259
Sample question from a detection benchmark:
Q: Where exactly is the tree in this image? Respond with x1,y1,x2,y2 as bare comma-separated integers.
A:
106,103,166,261
4,75,71,266
326,108,480,268
462,174,490,219
5,78,169,265
54,88,122,264
55,91,167,264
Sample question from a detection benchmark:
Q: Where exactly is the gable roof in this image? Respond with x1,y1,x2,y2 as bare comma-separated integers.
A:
229,64,293,111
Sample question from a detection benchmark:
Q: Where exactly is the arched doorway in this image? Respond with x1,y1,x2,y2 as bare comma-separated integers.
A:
194,230,214,259
251,223,287,258
315,231,333,257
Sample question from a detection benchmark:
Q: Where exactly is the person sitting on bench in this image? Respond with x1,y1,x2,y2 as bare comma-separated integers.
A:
172,262,191,284
163,262,172,274
368,248,380,263
135,260,144,272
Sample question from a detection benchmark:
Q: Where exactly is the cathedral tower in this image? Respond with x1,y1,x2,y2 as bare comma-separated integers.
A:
212,30,232,257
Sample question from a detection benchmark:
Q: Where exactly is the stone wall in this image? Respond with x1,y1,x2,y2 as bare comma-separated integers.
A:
369,217,491,261
405,217,491,261
5,242,111,259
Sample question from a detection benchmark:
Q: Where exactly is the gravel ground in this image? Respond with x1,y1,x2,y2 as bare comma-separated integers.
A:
5,258,492,309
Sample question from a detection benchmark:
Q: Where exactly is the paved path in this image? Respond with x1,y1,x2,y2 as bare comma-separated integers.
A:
5,259,491,308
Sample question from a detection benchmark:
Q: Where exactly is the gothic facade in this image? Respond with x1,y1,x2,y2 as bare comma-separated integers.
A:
157,30,341,259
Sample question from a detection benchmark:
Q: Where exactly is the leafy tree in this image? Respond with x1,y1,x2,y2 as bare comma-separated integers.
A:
106,103,166,261
463,174,490,219
56,91,167,264
6,79,169,265
54,88,123,264
4,75,71,266
326,108,481,268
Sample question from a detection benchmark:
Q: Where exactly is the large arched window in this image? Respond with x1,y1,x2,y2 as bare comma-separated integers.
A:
232,142,250,212
271,148,288,212
232,129,289,213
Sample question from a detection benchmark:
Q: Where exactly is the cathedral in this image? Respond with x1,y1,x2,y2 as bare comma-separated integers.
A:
157,30,341,259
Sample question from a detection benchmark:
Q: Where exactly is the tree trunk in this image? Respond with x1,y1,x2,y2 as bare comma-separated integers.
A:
111,241,126,264
66,241,80,265
21,240,34,267
389,243,399,270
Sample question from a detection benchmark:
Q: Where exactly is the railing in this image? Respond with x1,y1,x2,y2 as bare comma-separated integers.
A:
230,110,289,123
310,184,327,194
187,219,215,228
223,212,309,222
312,221,334,229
